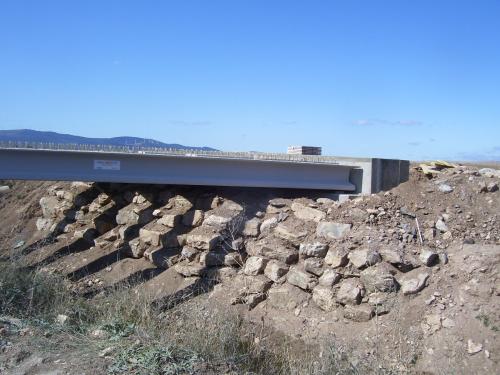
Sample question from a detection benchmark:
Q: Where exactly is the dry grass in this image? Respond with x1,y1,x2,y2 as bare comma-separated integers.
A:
0,260,394,374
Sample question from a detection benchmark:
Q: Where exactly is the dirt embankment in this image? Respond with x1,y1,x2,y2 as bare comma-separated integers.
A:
0,163,499,374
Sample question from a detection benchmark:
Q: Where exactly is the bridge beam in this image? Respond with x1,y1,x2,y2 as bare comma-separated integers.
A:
0,149,357,191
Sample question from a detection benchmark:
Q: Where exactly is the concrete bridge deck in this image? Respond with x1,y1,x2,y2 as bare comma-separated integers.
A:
0,142,409,193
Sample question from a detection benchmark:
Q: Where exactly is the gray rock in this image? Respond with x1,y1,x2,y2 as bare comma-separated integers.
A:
128,238,146,258
312,285,336,311
39,196,60,218
246,241,299,264
487,182,499,192
467,339,483,355
203,214,234,229
269,198,289,208
419,249,438,266
260,217,278,233
380,248,403,264
324,247,349,268
360,263,398,292
264,260,289,282
0,185,10,194
316,222,352,240
291,202,326,222
478,181,488,193
348,248,382,269
244,256,269,276
318,269,341,287
182,210,204,227
116,206,154,226
139,225,177,247
398,270,430,295
243,218,261,237
286,267,318,290
435,219,449,233
336,278,365,305
478,168,500,178
174,262,205,277
299,242,328,258
200,251,243,267
399,206,416,218
304,258,324,276
316,197,335,205
186,227,221,250
274,222,308,242
36,217,53,231
438,252,449,265
181,246,199,261
343,304,374,322
438,184,454,193
144,247,181,268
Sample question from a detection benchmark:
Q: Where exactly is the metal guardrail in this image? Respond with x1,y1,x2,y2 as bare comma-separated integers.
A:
0,141,342,165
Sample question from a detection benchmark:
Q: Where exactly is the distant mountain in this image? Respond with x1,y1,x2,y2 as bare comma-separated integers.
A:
0,129,216,151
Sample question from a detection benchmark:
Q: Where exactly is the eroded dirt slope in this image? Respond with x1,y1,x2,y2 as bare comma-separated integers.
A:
0,163,499,374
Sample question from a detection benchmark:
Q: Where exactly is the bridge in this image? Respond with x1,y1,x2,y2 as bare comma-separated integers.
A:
0,142,409,194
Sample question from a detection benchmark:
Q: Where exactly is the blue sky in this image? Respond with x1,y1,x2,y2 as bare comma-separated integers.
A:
1,1,499,161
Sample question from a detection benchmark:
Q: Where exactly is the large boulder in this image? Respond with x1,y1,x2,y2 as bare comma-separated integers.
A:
316,222,352,240
291,202,326,222
128,238,147,258
260,217,278,233
116,205,154,226
174,262,205,277
286,267,318,290
39,196,61,218
304,258,324,276
200,251,243,267
348,248,382,269
398,270,430,295
360,262,399,292
203,208,241,230
299,242,328,258
182,210,204,227
274,222,308,243
312,285,336,311
379,248,403,265
318,269,341,287
246,239,299,264
419,249,438,266
186,226,221,251
242,218,261,237
157,213,182,228
244,256,269,276
139,224,178,248
264,260,289,282
324,247,349,268
336,278,365,305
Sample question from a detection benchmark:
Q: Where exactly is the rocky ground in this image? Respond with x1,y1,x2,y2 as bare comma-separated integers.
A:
0,162,499,374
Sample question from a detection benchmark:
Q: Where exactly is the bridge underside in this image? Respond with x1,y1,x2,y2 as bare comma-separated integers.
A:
0,149,357,191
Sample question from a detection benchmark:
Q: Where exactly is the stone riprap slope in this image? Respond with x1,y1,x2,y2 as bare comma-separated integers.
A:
0,163,499,374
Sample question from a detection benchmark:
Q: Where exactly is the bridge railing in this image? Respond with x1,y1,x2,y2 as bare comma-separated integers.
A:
0,141,346,165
